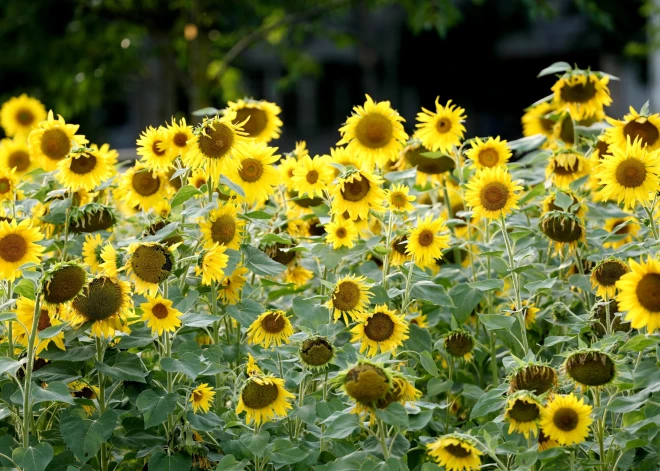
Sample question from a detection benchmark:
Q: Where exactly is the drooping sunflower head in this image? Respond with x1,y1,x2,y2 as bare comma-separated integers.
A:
616,256,660,332
299,336,335,369
564,349,616,389
350,304,409,357
57,148,113,192
510,300,539,330
0,94,47,138
246,310,294,349
504,391,543,439
466,136,512,170
605,105,660,152
509,362,558,395
590,258,630,299
330,168,385,221
224,141,281,204
227,98,283,143
0,137,35,177
464,166,522,220
12,296,65,355
200,202,244,250
27,110,87,172
406,214,450,268
592,300,631,337
140,295,182,336
522,100,556,139
375,372,421,410
0,218,45,281
68,203,117,234
395,139,455,186
219,265,249,305
550,112,576,148
328,274,371,324
551,69,612,120
337,94,408,168
284,263,313,286
136,125,173,171
42,262,87,305
337,361,392,406
235,375,295,425
190,383,215,414
82,233,105,274
539,393,594,446
126,243,174,296
545,150,590,189
426,434,483,471
415,97,467,154
539,211,586,250
444,330,475,362
390,234,410,267
70,276,132,338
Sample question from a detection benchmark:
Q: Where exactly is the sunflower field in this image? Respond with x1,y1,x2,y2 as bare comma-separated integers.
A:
0,60,659,471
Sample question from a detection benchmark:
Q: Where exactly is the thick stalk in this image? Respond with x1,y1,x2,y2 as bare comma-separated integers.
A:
22,294,42,447
485,224,498,384
96,336,108,471
499,217,527,353
380,212,395,290
441,180,462,265
377,419,390,459
593,388,606,471
643,198,658,240
604,294,611,337
276,352,294,440
7,281,14,359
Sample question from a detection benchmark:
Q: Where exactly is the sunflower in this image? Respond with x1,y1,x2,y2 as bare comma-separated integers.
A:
539,211,585,250
227,98,283,143
539,393,593,446
538,430,559,451
291,154,334,198
236,375,295,425
564,349,616,389
188,167,209,194
196,243,229,286
551,112,577,148
0,138,35,176
330,169,385,220
57,149,113,192
190,383,215,414
522,101,556,139
140,295,182,336
0,94,47,138
299,336,335,369
325,218,358,249
246,310,294,348
465,166,522,220
597,136,660,209
505,391,543,439
183,112,249,182
444,330,475,362
426,435,482,471
125,243,175,296
42,262,87,305
0,171,18,202
328,274,372,324
12,297,65,355
278,156,298,190
376,373,421,410
592,135,613,161
0,219,45,281
385,183,415,213
509,363,558,395
552,70,612,120
116,163,171,212
246,354,262,377
406,214,450,268
224,141,280,204
218,265,248,304
82,234,105,274
616,256,660,332
136,126,172,171
200,203,244,250
603,217,639,248
327,145,367,175
28,111,87,172
162,117,194,158
409,312,429,329
68,203,117,234
605,105,660,152
510,300,539,329
335,361,392,414
590,258,630,299
415,98,467,154
69,276,132,338
284,264,313,286
545,151,590,189
68,381,100,416
350,304,409,357
337,95,408,168
465,136,512,170
390,235,410,267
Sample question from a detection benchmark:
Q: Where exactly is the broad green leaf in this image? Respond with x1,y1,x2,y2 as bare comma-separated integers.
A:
239,431,269,458
322,412,359,439
38,322,67,339
0,312,16,321
269,439,309,464
160,353,204,380
226,300,263,327
311,243,348,269
14,278,35,300
137,390,179,429
410,281,454,307
419,351,439,377
60,408,118,462
214,455,249,471
408,409,433,430
148,451,191,471
32,362,81,383
620,335,659,353
220,175,245,197
467,279,504,292
242,245,286,276
96,352,145,383
537,61,571,77
375,402,408,428
179,312,218,328
478,313,516,331
31,382,75,405
383,168,417,182
292,297,329,330
40,345,96,361
186,411,223,432
0,357,24,375
449,284,483,323
470,383,509,420
524,277,557,294
12,443,53,471
171,185,202,208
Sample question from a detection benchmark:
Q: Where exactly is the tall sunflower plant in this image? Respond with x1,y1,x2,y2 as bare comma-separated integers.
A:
0,63,659,471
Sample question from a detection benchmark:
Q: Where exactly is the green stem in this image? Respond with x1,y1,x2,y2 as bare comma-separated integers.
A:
377,419,390,459
401,262,415,313
381,211,395,290
96,336,108,471
604,294,611,337
442,179,462,265
593,388,606,471
499,216,527,353
276,352,294,440
643,200,659,240
7,281,14,359
22,294,42,447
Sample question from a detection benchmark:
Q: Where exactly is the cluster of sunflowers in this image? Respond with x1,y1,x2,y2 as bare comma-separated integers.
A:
0,60,659,471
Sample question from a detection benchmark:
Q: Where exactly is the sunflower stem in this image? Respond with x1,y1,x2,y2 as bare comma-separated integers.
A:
381,211,395,290
6,281,14,359
498,216,527,353
442,179,462,266
21,292,41,447
164,330,174,432
401,261,415,314
593,388,606,471
643,199,659,240
377,418,390,460
209,281,222,411
485,223,498,385
96,336,109,471
604,294,612,337
276,352,294,441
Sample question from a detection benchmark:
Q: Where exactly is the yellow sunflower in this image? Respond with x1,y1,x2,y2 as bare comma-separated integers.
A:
509,363,558,395
325,218,359,249
415,97,467,154
57,149,113,192
426,435,482,471
444,330,475,362
335,361,393,415
125,242,175,296
550,112,578,148
0,219,45,281
82,234,105,274
0,94,47,138
616,256,660,332
140,295,182,335
330,169,385,220
278,155,298,190
28,110,87,171
538,430,559,451
197,242,229,286
190,383,215,414
327,145,368,175
12,297,65,355
236,375,295,425
284,264,313,286
465,136,512,170
187,167,209,195
136,126,173,171
406,214,450,268
465,166,522,220
539,393,593,446
509,300,539,330
246,354,263,377
522,101,556,139
99,244,122,278
552,70,612,120
603,217,639,248
350,304,409,357
0,171,18,202
218,265,248,304
227,98,283,143
68,381,100,416
390,235,410,266
545,151,591,189
69,276,133,338
590,258,630,299
504,391,543,439
328,274,372,324
224,141,280,205
564,349,616,389
291,154,334,198
42,262,87,306
385,183,415,213
247,310,294,348
162,117,194,158
116,163,171,212
597,136,660,209
200,202,244,250
337,94,408,168
605,105,660,152
183,112,249,183
0,138,35,176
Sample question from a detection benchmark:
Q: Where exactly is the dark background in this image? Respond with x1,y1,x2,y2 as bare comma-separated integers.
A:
0,0,650,157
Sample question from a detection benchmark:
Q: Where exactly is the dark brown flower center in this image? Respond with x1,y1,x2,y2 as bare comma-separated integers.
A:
435,118,451,134
335,227,347,238
40,129,70,160
637,273,660,312
510,365,556,395
261,312,285,333
553,157,580,176
445,332,473,357
332,281,361,312
7,151,30,171
199,123,235,159
234,108,268,137
238,158,263,183
480,182,509,211
596,139,611,159
615,158,647,188
540,118,555,133
0,178,11,194
72,277,124,322
355,113,393,148
405,146,455,174
340,175,370,202
130,244,172,284
152,303,169,319
132,170,161,197
594,261,628,287
173,132,188,148
445,444,470,458
151,140,166,157
509,399,540,423
566,352,615,386
241,380,279,409
44,265,87,304
193,390,204,402
478,148,500,167
0,233,28,262
73,387,96,399
623,120,659,147
364,312,395,341
300,337,333,366
16,109,35,126
69,154,97,175
306,170,319,184
344,364,390,403
560,79,597,103
267,243,296,265
393,236,408,255
210,215,236,245
553,407,579,431
417,229,434,247
37,309,52,332
390,192,407,208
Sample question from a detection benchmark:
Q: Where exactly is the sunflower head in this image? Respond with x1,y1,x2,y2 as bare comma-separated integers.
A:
539,393,593,446
246,310,294,349
70,276,131,338
328,274,371,323
127,243,174,294
236,375,295,425
69,203,117,234
351,304,409,357
522,101,556,139
551,69,612,120
466,136,512,170
605,105,660,152
375,373,421,409
464,166,522,220
190,383,215,414
339,361,392,406
539,211,585,248
590,258,630,299
504,390,543,438
43,262,87,305
414,97,467,154
546,150,590,188
397,139,455,179
592,300,631,337
0,94,47,138
509,363,558,395
564,349,616,388
444,330,475,361
299,336,335,369
542,189,586,216
228,98,283,143
426,434,482,471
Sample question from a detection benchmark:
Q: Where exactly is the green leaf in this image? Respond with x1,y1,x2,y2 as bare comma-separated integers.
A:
507,135,546,154
171,185,202,208
419,351,439,377
96,352,145,383
38,322,67,339
383,168,417,182
537,61,571,77
14,278,35,300
478,313,516,331
179,312,219,328
12,443,54,471
470,383,508,420
0,357,24,375
524,277,557,294
269,439,309,464
220,175,245,197
620,335,659,353
0,312,16,321
292,297,329,330
214,455,249,471
410,281,454,307
137,390,179,429
467,279,504,292
322,412,359,439
242,245,286,276
239,431,270,458
32,362,81,383
160,353,204,380
449,284,483,323
311,243,348,269
408,409,433,430
148,451,191,471
31,382,75,405
60,408,118,462
186,411,223,432
191,107,219,116
40,345,96,362
375,402,408,428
